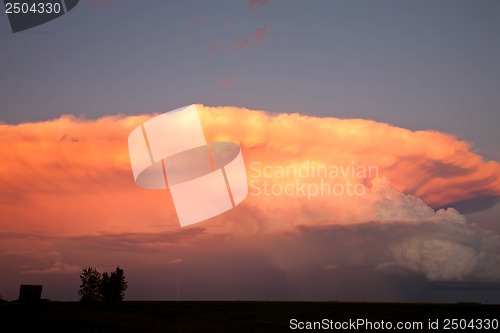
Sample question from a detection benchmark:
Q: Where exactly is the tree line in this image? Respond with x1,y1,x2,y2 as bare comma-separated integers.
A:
79,266,127,302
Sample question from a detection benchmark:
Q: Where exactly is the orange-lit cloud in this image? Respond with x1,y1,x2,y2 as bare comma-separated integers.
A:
197,105,500,216
1,105,499,234
1,105,499,295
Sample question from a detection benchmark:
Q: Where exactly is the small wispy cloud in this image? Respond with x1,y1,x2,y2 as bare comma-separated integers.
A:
88,0,113,8
167,258,183,265
188,15,206,25
230,27,269,52
253,27,267,42
248,0,270,11
23,261,81,275
220,72,242,88
208,40,221,55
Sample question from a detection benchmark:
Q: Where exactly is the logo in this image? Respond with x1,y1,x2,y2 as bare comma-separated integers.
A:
128,105,248,227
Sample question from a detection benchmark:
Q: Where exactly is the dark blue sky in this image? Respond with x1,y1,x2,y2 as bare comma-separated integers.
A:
1,0,499,161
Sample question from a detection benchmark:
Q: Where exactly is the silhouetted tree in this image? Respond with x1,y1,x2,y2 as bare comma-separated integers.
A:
79,267,102,302
79,266,127,302
108,266,127,302
100,272,112,302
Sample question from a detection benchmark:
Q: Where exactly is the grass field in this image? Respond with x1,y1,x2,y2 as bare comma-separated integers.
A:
1,301,499,332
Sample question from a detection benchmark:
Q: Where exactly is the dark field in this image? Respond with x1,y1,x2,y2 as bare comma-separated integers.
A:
1,301,499,332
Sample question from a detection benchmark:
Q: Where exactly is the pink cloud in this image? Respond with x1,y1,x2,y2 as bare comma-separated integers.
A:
253,26,267,46
248,0,270,11
188,15,206,25
231,27,268,52
167,258,184,265
224,17,234,29
42,44,53,56
208,40,221,55
88,0,113,8
219,72,242,88
233,36,252,50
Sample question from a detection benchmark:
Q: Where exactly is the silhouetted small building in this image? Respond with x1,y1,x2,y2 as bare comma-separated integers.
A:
18,285,43,303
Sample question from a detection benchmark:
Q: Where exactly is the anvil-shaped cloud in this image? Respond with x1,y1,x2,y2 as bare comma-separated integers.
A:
0,105,499,298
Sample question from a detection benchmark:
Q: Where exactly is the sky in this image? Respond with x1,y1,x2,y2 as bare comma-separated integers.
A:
0,0,499,302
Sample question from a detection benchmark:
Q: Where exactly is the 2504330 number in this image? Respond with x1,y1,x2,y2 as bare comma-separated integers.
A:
5,2,61,14
443,318,499,330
